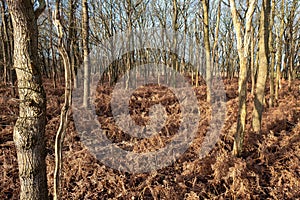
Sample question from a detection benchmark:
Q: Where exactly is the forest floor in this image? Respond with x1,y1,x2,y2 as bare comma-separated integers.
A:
0,77,299,199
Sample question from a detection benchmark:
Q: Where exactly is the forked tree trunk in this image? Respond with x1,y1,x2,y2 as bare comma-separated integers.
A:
7,0,48,199
230,0,257,156
252,0,271,133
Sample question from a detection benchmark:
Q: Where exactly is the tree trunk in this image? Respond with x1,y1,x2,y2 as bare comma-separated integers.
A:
275,0,284,101
230,0,257,156
0,1,8,84
252,0,271,133
53,1,73,198
67,0,78,89
202,0,212,103
7,0,48,199
82,0,90,107
171,0,179,88
47,0,57,88
0,25,7,84
287,0,297,90
250,26,255,95
212,1,221,76
268,0,275,107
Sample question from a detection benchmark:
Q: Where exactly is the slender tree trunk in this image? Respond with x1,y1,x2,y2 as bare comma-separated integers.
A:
67,0,78,89
202,0,212,103
250,26,255,95
7,0,48,199
82,0,90,107
212,1,221,76
53,1,72,199
124,0,134,89
171,0,179,88
275,0,285,101
0,1,7,84
47,0,57,88
268,0,275,107
252,0,271,133
287,0,297,90
0,25,7,84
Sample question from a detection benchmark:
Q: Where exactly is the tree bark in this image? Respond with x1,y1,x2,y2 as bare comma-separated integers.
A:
252,0,271,133
7,0,48,199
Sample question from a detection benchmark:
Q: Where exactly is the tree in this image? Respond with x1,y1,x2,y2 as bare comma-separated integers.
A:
7,0,48,199
46,0,58,88
252,0,271,133
230,0,257,156
268,0,275,107
82,0,90,107
201,0,212,103
275,0,285,101
53,0,73,199
212,1,221,77
286,0,298,89
171,0,179,87
67,0,79,89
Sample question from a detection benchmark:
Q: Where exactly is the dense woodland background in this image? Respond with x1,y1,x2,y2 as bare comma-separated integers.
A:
0,0,299,199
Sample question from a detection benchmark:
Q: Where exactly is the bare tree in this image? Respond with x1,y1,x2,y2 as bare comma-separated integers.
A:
201,0,212,103
252,0,271,133
268,0,275,107
67,0,79,89
230,0,257,156
53,0,73,199
82,0,90,107
212,1,221,76
286,0,298,89
275,0,285,101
